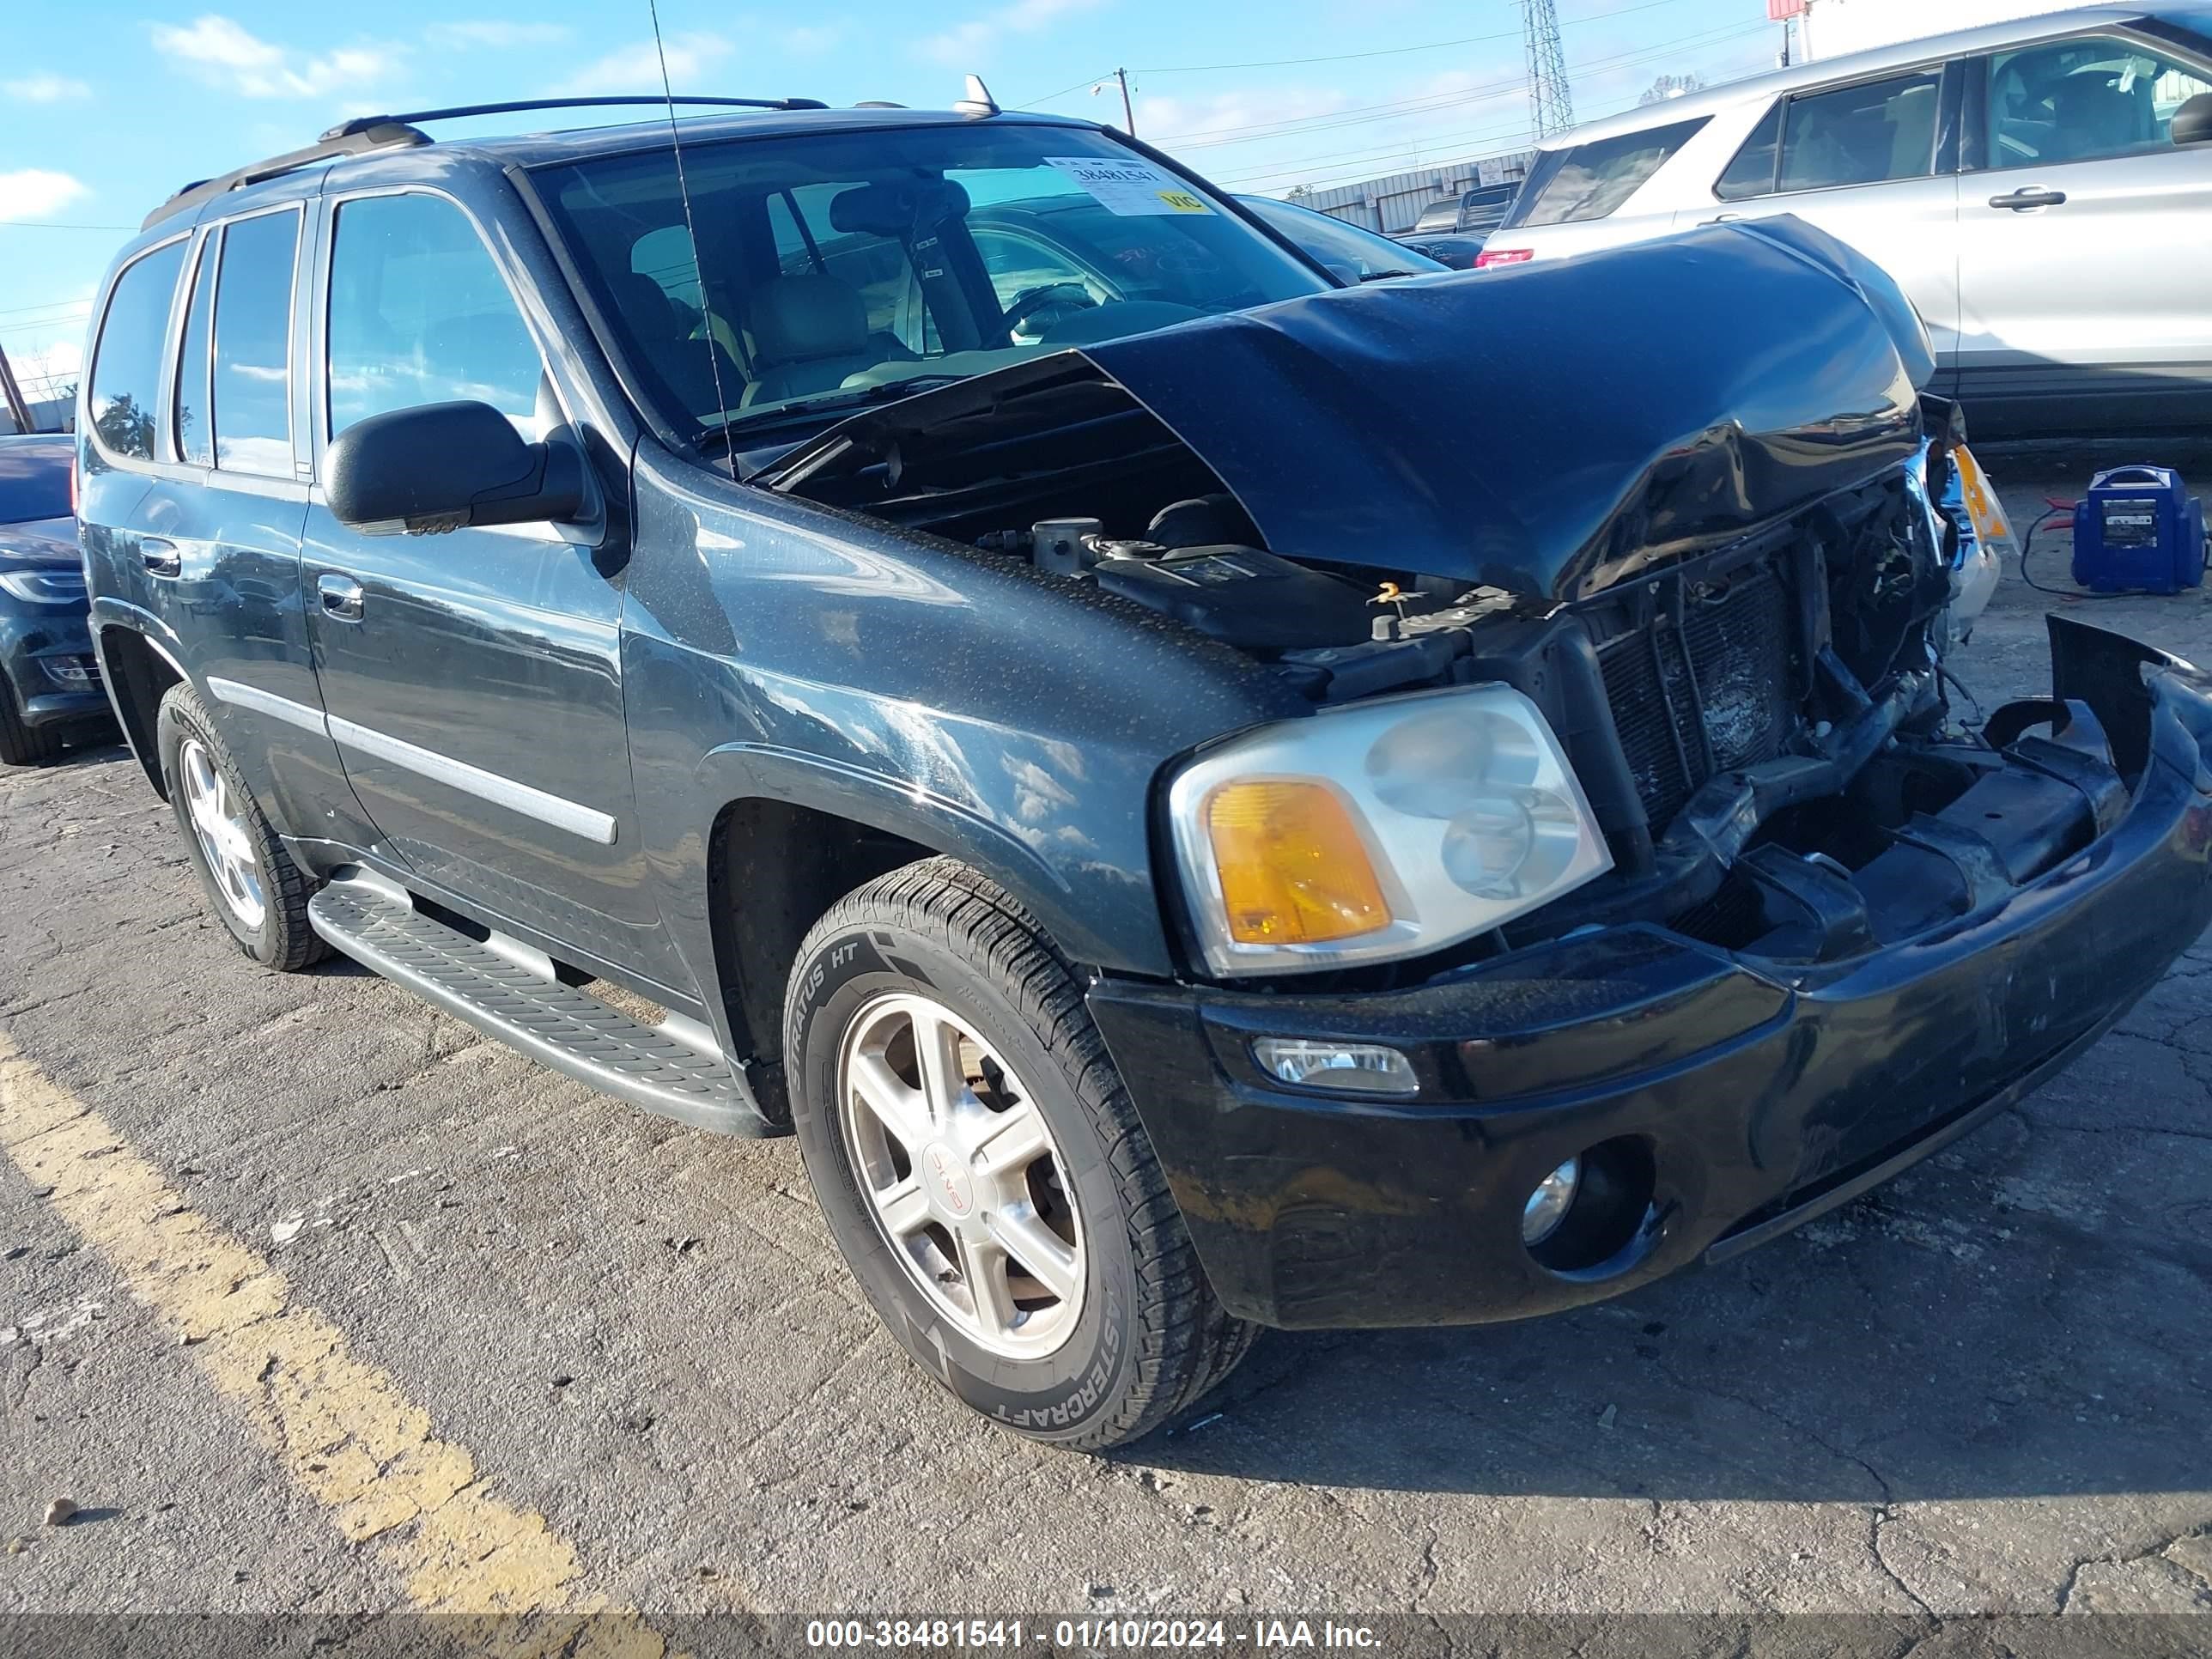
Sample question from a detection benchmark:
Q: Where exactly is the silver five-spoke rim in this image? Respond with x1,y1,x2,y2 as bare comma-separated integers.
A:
180,738,265,931
836,991,1086,1359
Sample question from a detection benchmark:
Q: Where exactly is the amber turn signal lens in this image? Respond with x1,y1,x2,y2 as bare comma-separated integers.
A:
1204,781,1391,946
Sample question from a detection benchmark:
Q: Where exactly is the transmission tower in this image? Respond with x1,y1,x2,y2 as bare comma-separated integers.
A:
1520,0,1577,139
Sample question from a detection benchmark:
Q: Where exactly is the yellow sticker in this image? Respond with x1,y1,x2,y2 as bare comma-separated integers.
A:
1158,191,1208,213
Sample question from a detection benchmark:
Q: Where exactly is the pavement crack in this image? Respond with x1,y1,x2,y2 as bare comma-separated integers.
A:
1869,1506,1938,1626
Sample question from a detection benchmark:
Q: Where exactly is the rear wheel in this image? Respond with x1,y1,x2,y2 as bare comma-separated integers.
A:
785,857,1255,1450
156,684,329,970
0,685,63,767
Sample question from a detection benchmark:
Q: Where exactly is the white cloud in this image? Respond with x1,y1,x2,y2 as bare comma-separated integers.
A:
3,73,90,102
0,170,88,220
920,0,1106,69
149,15,405,100
424,21,574,51
781,24,851,55
554,32,732,95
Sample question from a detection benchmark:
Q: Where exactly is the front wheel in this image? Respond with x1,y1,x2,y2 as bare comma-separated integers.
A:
785,858,1255,1450
156,684,329,970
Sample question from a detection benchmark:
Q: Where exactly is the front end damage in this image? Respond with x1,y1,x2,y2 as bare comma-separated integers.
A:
763,216,2212,1327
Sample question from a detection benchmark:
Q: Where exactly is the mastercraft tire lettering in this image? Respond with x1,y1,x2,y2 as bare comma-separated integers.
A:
783,857,1255,1449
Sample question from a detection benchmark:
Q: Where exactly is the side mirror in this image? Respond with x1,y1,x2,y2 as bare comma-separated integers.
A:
325,400,584,536
2174,93,2212,148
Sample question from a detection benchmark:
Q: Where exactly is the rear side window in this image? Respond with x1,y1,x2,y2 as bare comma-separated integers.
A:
1715,102,1784,199
326,193,545,438
1777,70,1942,191
1513,118,1708,226
174,236,216,466
211,210,300,474
88,240,187,462
0,442,71,523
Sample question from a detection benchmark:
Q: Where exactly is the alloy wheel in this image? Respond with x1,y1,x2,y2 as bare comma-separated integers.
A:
179,738,266,931
835,991,1086,1358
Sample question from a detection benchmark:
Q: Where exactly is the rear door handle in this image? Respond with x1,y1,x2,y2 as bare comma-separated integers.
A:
1989,187,2066,210
139,538,180,578
317,573,365,622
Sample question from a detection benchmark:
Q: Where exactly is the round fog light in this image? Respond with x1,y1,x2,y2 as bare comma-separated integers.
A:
1522,1156,1582,1245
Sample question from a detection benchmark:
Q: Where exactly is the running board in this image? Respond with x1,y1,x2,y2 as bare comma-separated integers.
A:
308,874,764,1135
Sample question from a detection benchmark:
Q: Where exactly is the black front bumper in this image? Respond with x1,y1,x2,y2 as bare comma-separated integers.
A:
1,607,112,733
1089,622,2212,1329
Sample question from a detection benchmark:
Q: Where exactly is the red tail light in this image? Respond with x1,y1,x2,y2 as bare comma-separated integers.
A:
1474,247,1534,269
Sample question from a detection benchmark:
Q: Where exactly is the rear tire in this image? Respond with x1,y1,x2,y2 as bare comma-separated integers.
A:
785,857,1255,1450
156,684,329,971
0,685,63,767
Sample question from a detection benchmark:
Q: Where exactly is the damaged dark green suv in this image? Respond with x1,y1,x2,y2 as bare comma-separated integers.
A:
76,94,2212,1449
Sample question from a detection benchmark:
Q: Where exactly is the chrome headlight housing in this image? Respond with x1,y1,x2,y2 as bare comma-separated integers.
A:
1167,684,1613,976
0,568,87,605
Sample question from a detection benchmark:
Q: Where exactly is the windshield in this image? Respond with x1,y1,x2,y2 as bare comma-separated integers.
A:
534,122,1330,443
1237,197,1443,281
0,440,71,526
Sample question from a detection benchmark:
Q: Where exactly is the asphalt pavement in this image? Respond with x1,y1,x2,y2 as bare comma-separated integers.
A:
2,460,2209,1644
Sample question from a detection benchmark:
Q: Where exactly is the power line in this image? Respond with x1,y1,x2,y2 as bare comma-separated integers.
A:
1127,0,1706,76
1162,20,1764,151
0,220,137,231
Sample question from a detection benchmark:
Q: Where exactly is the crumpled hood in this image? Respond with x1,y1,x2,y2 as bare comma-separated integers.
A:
775,215,1930,601
0,516,82,572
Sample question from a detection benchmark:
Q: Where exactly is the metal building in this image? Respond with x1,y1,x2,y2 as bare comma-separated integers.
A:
1292,149,1535,234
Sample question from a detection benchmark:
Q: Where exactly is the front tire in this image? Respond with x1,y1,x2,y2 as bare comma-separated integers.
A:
156,684,329,970
0,684,63,767
785,858,1255,1450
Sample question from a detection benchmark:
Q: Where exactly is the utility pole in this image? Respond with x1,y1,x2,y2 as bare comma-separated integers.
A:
1519,0,1577,140
1115,68,1136,137
0,342,35,434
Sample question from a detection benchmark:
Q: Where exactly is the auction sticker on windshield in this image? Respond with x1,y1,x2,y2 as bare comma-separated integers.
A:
1045,156,1215,216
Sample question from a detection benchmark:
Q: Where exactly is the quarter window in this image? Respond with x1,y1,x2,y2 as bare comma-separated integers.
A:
326,193,546,438
88,240,187,462
211,210,300,474
1983,35,2212,168
1512,118,1709,227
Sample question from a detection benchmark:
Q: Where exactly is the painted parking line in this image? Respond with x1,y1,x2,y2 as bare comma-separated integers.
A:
0,1030,678,1645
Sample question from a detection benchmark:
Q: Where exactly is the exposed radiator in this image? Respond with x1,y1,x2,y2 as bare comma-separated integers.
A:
1596,566,1795,830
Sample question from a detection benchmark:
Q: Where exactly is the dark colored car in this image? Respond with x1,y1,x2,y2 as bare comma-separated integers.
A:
1407,180,1522,237
1390,230,1492,270
76,95,2212,1451
0,433,111,765
1236,195,1449,282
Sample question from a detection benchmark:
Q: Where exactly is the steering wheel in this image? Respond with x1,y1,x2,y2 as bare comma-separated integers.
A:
1001,282,1097,342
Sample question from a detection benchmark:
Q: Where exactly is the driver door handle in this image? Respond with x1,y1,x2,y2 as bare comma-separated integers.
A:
317,573,364,623
1989,187,2066,210
139,538,180,578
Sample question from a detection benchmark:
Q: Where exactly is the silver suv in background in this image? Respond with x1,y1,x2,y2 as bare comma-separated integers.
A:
1476,5,2212,436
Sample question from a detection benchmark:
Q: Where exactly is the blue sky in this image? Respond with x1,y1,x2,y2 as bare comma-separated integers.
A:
0,0,1779,398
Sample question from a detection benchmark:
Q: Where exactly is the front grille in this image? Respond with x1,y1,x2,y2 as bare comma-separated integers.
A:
1596,567,1794,830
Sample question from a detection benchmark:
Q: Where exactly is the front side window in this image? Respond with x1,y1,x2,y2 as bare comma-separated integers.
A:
210,209,299,474
1983,35,2212,167
535,124,1327,441
1511,118,1709,227
1715,101,1784,199
326,193,546,438
1775,70,1943,193
88,240,187,462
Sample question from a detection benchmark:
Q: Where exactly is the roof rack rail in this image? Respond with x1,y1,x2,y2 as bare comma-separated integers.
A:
143,120,429,230
143,96,832,232
322,95,830,140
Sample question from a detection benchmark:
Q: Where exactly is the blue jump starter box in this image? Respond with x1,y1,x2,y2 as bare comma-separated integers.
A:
2071,466,2206,595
